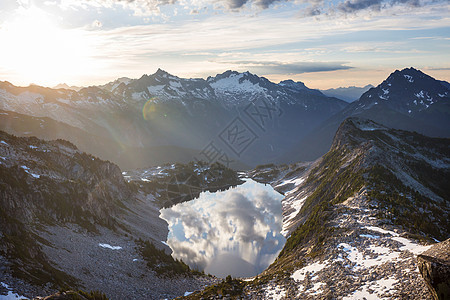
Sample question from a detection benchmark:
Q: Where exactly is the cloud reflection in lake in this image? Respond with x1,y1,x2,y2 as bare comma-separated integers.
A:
160,179,285,278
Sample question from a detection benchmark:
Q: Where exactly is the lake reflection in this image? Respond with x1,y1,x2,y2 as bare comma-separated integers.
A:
160,179,285,278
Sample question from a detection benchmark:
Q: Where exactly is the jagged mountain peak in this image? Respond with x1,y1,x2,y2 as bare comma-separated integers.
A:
355,67,450,115
337,117,387,134
279,79,307,90
153,68,177,79
279,79,326,97
385,67,435,85
207,70,273,87
331,117,387,149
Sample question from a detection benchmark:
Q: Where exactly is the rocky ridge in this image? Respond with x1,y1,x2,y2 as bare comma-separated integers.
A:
254,118,449,299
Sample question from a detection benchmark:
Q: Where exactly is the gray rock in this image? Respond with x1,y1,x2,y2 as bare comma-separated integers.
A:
418,239,450,300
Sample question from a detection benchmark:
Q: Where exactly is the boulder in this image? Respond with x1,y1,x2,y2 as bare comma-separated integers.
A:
418,239,450,300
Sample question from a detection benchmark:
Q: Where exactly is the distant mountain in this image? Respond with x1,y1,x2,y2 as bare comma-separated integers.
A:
321,84,374,102
52,83,83,91
207,117,448,299
282,67,450,162
0,70,347,169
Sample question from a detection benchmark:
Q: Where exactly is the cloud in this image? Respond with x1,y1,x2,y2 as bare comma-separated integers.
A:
160,180,285,277
337,0,384,13
334,0,422,14
303,6,322,17
219,60,353,74
296,0,442,17
426,67,450,71
118,0,284,10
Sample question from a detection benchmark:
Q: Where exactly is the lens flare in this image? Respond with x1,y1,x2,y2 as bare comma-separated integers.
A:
142,97,158,121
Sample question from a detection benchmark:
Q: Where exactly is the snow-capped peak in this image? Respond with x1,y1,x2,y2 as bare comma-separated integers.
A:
153,68,176,79
208,71,266,94
279,80,308,91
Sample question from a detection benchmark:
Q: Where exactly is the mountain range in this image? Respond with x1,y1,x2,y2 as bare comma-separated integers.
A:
320,84,374,102
1,68,449,171
0,69,345,170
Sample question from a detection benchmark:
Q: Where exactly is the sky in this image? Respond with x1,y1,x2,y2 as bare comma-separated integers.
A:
0,0,448,89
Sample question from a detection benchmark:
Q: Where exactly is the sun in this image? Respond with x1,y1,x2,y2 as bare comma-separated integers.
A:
0,6,93,86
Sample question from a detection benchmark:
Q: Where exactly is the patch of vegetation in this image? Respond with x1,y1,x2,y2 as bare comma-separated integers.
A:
367,165,449,241
136,161,244,208
136,239,203,276
284,165,306,179
255,163,276,170
182,275,245,299
280,148,365,258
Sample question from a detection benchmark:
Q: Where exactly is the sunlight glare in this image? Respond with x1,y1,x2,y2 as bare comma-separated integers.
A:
0,6,94,86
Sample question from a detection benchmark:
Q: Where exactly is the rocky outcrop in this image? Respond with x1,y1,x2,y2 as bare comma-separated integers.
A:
418,239,450,300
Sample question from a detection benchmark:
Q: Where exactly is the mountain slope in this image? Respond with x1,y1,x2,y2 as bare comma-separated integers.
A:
256,118,448,298
282,67,450,163
0,109,206,170
0,131,216,299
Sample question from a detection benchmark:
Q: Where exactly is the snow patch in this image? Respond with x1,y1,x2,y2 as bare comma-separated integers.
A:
147,85,165,95
20,165,40,178
276,177,305,188
391,237,432,255
292,261,328,282
282,195,308,236
343,276,398,299
308,282,325,295
210,73,253,91
338,243,400,270
264,285,286,300
365,226,399,236
0,282,25,300
98,243,122,250
404,75,414,83
360,234,380,239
